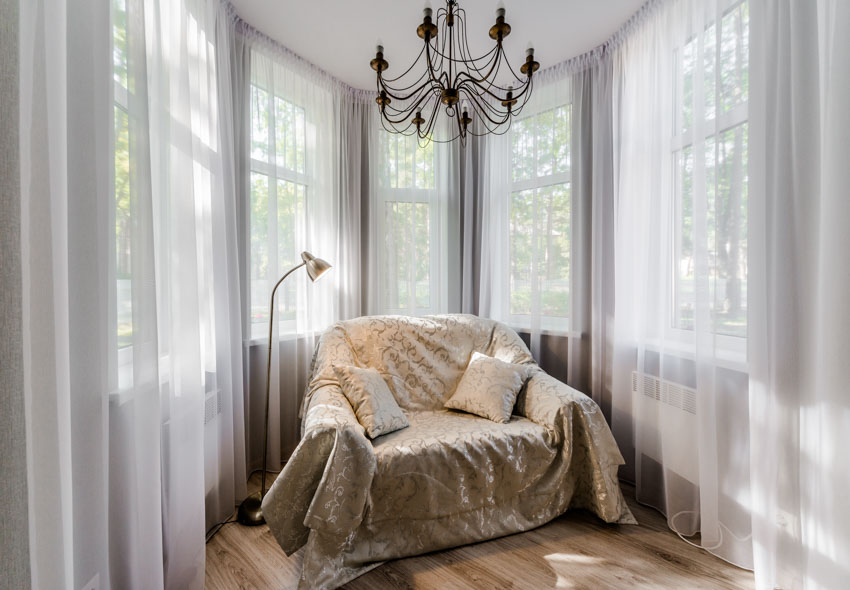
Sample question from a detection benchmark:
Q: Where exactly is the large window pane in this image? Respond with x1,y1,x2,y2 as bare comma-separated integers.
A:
384,202,430,309
277,179,306,321
251,85,270,163
720,2,749,114
114,105,132,348
553,106,570,175
250,172,270,325
112,0,128,90
675,146,695,330
712,123,747,336
275,97,306,174
508,105,571,324
537,183,570,317
511,117,534,182
509,189,534,315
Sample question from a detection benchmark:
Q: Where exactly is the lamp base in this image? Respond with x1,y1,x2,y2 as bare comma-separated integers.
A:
236,492,265,526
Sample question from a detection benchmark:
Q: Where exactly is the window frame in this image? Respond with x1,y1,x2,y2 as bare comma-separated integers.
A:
668,0,749,360
376,132,441,316
506,103,572,334
248,79,310,340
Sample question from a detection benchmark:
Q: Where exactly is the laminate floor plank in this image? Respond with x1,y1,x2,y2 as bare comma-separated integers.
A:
206,477,754,590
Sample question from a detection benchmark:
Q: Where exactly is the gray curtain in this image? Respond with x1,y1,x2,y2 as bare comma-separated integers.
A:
572,58,617,423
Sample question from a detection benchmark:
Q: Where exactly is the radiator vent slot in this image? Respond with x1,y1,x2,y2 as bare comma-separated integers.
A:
631,372,697,415
204,389,222,425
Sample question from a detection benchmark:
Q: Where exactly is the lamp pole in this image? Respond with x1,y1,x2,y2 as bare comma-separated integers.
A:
237,252,331,526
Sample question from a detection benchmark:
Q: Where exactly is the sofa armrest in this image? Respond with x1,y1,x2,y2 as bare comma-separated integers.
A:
262,385,377,554
515,370,598,430
515,369,635,524
302,383,365,433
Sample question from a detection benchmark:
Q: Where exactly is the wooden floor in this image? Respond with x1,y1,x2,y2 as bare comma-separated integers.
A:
206,473,754,590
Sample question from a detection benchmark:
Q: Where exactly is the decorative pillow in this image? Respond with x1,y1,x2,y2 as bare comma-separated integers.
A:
443,352,532,423
334,365,409,438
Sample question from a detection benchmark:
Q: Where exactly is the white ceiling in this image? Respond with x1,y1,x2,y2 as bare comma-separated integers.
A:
229,0,647,91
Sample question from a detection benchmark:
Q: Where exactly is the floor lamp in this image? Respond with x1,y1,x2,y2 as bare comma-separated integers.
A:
237,250,332,526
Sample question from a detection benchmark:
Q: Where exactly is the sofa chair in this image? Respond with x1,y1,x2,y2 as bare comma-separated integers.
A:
262,314,635,590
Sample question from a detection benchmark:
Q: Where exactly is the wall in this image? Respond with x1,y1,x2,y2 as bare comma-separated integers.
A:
0,0,32,586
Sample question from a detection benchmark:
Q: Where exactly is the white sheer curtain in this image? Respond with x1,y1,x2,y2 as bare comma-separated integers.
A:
238,35,366,466
21,0,246,587
748,1,850,588
365,113,457,317
478,73,592,388
20,0,112,587
610,0,753,569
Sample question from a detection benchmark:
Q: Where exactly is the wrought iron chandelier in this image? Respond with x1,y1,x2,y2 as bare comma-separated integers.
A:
371,0,540,145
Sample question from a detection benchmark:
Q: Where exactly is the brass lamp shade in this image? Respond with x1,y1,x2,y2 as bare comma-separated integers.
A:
301,251,332,282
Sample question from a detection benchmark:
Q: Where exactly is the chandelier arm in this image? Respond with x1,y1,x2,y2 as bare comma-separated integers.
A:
427,34,499,65
451,43,504,90
383,85,441,121
456,75,518,107
424,39,445,89
457,82,506,119
468,94,513,132
380,114,418,136
379,43,428,84
469,121,513,137
463,89,512,127
379,67,431,94
378,77,440,103
503,49,535,84
380,92,436,123
508,76,535,107
421,94,441,140
457,10,503,81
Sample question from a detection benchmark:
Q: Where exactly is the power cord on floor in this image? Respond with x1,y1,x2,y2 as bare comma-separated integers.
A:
206,517,236,544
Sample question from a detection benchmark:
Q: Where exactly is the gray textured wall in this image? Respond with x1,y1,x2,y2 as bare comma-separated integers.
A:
0,0,32,588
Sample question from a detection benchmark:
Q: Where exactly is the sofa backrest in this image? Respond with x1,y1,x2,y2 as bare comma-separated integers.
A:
307,314,535,412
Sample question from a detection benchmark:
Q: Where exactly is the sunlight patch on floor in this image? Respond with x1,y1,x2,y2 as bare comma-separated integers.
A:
545,552,604,588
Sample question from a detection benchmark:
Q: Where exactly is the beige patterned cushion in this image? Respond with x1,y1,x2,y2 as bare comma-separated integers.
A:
443,352,532,423
334,365,409,438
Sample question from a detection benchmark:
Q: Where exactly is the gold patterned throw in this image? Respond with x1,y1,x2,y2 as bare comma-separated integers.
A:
261,314,636,590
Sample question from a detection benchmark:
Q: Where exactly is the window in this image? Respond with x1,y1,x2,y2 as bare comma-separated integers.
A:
112,0,133,389
249,71,308,338
508,105,571,331
673,0,749,338
377,132,438,314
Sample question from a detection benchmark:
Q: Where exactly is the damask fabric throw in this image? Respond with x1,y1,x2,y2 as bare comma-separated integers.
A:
333,365,409,438
444,351,532,423
262,315,635,590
